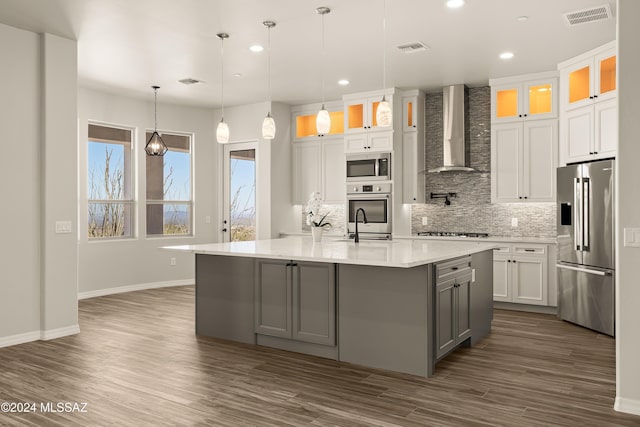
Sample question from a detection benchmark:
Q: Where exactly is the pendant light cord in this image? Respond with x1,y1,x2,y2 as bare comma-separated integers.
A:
220,37,225,119
382,0,387,90
321,11,326,106
154,88,158,130
267,26,272,105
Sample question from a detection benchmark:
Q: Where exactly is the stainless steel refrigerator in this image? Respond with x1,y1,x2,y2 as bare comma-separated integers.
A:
557,159,615,336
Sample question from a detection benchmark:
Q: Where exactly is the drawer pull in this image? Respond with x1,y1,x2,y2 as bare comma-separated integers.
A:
524,249,535,252
451,267,458,271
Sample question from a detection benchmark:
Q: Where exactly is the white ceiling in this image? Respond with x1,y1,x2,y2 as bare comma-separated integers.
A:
0,0,616,108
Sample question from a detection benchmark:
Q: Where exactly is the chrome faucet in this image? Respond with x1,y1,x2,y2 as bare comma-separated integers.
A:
354,208,368,243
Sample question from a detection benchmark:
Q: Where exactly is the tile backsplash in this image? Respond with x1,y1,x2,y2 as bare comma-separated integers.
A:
301,204,345,233
410,86,556,238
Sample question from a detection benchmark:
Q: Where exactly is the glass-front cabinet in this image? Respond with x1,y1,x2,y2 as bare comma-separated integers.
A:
560,42,616,111
343,91,394,134
490,72,558,123
292,101,344,141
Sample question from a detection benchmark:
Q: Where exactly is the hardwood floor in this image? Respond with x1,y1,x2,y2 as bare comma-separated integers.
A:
0,285,638,426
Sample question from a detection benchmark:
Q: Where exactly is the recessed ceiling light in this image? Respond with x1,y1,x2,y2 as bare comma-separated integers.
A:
517,15,529,22
338,79,350,86
233,73,242,78
499,52,514,60
249,44,264,53
446,0,465,8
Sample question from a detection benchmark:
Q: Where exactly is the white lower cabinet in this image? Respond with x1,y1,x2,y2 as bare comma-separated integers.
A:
254,259,336,346
492,244,548,306
292,138,345,204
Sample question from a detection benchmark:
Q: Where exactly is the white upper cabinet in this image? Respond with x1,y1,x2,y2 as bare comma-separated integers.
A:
292,101,344,141
400,90,425,203
292,138,345,205
343,89,395,135
558,41,617,164
490,71,558,124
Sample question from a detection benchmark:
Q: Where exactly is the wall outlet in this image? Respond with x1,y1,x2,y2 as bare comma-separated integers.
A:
422,216,428,226
55,220,72,234
170,257,177,266
624,228,640,247
511,218,518,227
205,216,211,224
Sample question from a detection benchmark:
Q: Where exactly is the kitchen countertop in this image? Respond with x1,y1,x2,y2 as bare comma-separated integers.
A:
395,235,557,245
164,237,497,268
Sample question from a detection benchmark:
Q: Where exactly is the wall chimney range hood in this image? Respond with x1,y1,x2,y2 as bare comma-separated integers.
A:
428,84,476,173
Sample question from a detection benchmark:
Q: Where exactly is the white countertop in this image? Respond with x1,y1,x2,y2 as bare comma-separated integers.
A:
164,237,497,268
280,232,556,245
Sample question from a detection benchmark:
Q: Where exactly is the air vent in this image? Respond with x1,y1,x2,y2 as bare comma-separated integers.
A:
178,78,202,85
563,4,613,26
396,41,429,54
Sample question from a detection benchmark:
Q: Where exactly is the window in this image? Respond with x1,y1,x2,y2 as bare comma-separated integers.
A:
146,132,192,236
87,124,134,239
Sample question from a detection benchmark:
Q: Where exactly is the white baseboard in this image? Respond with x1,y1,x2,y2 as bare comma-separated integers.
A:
493,302,558,315
40,324,80,340
78,279,194,300
0,330,41,348
615,397,640,416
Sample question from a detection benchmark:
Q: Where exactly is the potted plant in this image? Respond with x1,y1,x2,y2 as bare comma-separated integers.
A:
305,192,332,242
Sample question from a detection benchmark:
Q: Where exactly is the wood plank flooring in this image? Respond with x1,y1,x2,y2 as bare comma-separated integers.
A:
0,285,638,426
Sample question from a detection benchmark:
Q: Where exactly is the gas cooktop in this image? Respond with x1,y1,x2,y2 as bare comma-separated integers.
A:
417,231,489,238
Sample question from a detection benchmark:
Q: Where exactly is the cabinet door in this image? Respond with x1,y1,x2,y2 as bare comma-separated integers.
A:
512,257,548,306
492,253,511,302
523,120,557,202
491,84,522,123
292,142,321,204
491,123,522,202
435,277,457,359
455,274,472,343
564,57,594,111
402,132,425,203
403,96,419,132
344,98,367,133
565,106,594,164
344,134,367,153
368,131,394,152
292,262,336,346
254,260,292,337
594,98,617,158
523,78,558,120
321,139,346,203
594,50,616,102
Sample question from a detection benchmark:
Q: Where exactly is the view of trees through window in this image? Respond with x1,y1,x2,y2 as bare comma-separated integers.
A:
87,124,133,238
229,149,256,241
146,132,192,236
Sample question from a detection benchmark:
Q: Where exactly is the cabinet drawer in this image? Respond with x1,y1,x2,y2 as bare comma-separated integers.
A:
514,245,546,256
493,246,511,255
435,256,472,281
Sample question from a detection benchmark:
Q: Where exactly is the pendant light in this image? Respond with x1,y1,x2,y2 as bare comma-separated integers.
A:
216,32,230,144
316,6,331,135
145,85,168,156
262,21,276,140
376,0,392,127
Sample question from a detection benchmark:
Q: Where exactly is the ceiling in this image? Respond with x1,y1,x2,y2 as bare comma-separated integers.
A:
0,0,616,108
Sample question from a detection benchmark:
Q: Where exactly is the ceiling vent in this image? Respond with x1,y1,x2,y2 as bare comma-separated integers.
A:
178,78,202,85
563,4,613,26
396,41,429,54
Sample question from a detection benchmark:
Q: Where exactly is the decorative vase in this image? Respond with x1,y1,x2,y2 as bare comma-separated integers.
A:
311,227,323,243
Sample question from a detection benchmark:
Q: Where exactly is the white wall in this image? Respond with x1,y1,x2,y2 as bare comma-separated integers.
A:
615,0,640,416
77,88,218,296
0,24,79,345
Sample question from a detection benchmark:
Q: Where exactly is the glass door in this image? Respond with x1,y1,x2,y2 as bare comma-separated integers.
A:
223,142,256,242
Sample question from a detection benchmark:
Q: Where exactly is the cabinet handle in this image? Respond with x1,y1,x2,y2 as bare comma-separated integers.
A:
451,266,458,271
413,198,417,201
513,260,517,263
519,196,523,199
518,114,522,118
594,95,598,98
589,96,594,99
525,249,535,252
507,260,511,263
594,151,598,154
524,196,528,199
524,114,528,117
413,125,417,128
222,228,227,232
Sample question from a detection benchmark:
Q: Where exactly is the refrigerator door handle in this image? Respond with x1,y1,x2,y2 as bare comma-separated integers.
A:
582,178,590,251
574,177,582,251
556,263,612,276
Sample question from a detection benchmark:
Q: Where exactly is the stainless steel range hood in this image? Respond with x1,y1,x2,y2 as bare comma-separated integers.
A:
428,84,475,173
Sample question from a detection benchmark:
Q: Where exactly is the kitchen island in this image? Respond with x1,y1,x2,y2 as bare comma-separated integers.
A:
165,237,495,377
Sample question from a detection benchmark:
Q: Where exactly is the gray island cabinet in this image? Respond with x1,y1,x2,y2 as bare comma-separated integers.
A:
166,237,495,377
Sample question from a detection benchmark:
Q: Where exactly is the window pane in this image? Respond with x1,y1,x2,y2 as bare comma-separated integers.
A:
163,150,190,201
230,151,256,242
88,141,125,200
88,202,132,238
146,203,191,235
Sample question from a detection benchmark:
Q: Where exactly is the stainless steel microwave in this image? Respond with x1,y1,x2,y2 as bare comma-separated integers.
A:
346,153,391,182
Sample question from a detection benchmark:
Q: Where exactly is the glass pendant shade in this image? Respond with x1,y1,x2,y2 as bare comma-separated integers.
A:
217,119,230,144
262,113,276,140
316,106,331,135
145,130,168,156
376,97,392,127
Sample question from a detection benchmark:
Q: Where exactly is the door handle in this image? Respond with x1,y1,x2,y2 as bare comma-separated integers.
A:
574,177,582,251
582,178,590,251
